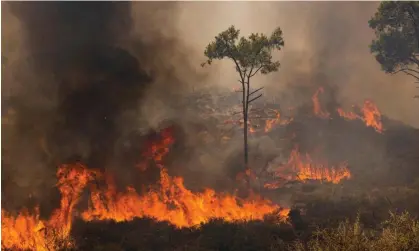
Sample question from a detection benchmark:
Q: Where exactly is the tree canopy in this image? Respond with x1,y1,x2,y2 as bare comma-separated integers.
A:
369,1,419,81
203,25,285,83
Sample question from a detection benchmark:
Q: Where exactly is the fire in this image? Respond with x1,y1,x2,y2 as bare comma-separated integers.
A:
1,163,96,251
310,86,383,133
82,167,285,228
337,107,360,120
266,147,351,188
265,109,281,132
1,208,50,251
312,87,330,119
2,128,287,250
137,127,175,171
264,109,292,133
82,128,284,227
337,100,383,133
249,125,256,134
361,100,383,133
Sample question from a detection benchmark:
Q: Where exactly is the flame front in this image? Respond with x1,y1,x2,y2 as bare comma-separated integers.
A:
2,128,286,250
266,147,351,189
82,168,283,228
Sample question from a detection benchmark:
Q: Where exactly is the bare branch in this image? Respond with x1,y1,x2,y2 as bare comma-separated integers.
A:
247,116,282,119
249,87,265,96
231,111,242,115
404,67,419,75
402,69,419,80
409,57,419,66
249,66,263,78
248,94,263,103
247,65,255,79
392,67,419,80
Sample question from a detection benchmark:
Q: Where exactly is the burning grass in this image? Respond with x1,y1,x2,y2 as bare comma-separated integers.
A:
265,147,351,189
1,128,288,251
3,85,417,251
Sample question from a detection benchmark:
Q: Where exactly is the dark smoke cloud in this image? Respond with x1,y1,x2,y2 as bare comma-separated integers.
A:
1,2,200,212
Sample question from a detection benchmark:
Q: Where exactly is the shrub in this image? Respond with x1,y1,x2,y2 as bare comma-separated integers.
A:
373,211,419,251
291,211,419,251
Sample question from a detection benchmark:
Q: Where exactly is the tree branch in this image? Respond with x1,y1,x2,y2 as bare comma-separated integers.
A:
249,66,263,78
405,67,419,75
248,94,263,103
220,36,245,83
406,3,419,48
392,67,419,80
249,87,264,96
402,69,419,80
408,57,419,66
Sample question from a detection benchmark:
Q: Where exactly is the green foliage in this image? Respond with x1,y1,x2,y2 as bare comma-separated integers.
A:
203,25,284,80
369,2,419,81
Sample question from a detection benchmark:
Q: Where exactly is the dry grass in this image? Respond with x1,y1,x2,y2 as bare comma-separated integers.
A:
291,211,419,251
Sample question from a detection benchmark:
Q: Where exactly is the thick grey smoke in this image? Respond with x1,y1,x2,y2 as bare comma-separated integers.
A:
1,2,206,211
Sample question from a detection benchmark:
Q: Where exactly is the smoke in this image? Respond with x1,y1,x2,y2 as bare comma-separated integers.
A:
174,2,419,128
170,2,419,192
2,2,418,213
1,2,207,211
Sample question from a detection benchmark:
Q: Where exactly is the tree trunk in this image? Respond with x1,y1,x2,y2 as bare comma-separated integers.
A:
243,111,249,168
241,78,250,190
243,104,250,192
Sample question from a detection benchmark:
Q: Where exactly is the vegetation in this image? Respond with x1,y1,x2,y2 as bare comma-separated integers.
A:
65,209,418,251
202,26,285,172
369,1,419,85
293,211,419,251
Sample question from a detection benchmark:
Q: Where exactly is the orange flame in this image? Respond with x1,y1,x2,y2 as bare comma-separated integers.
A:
312,87,330,119
265,110,281,132
337,100,383,133
361,100,383,133
137,127,175,171
1,163,96,251
1,208,50,251
249,125,256,134
2,128,287,250
264,109,293,133
266,147,351,189
82,167,285,228
337,107,360,120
